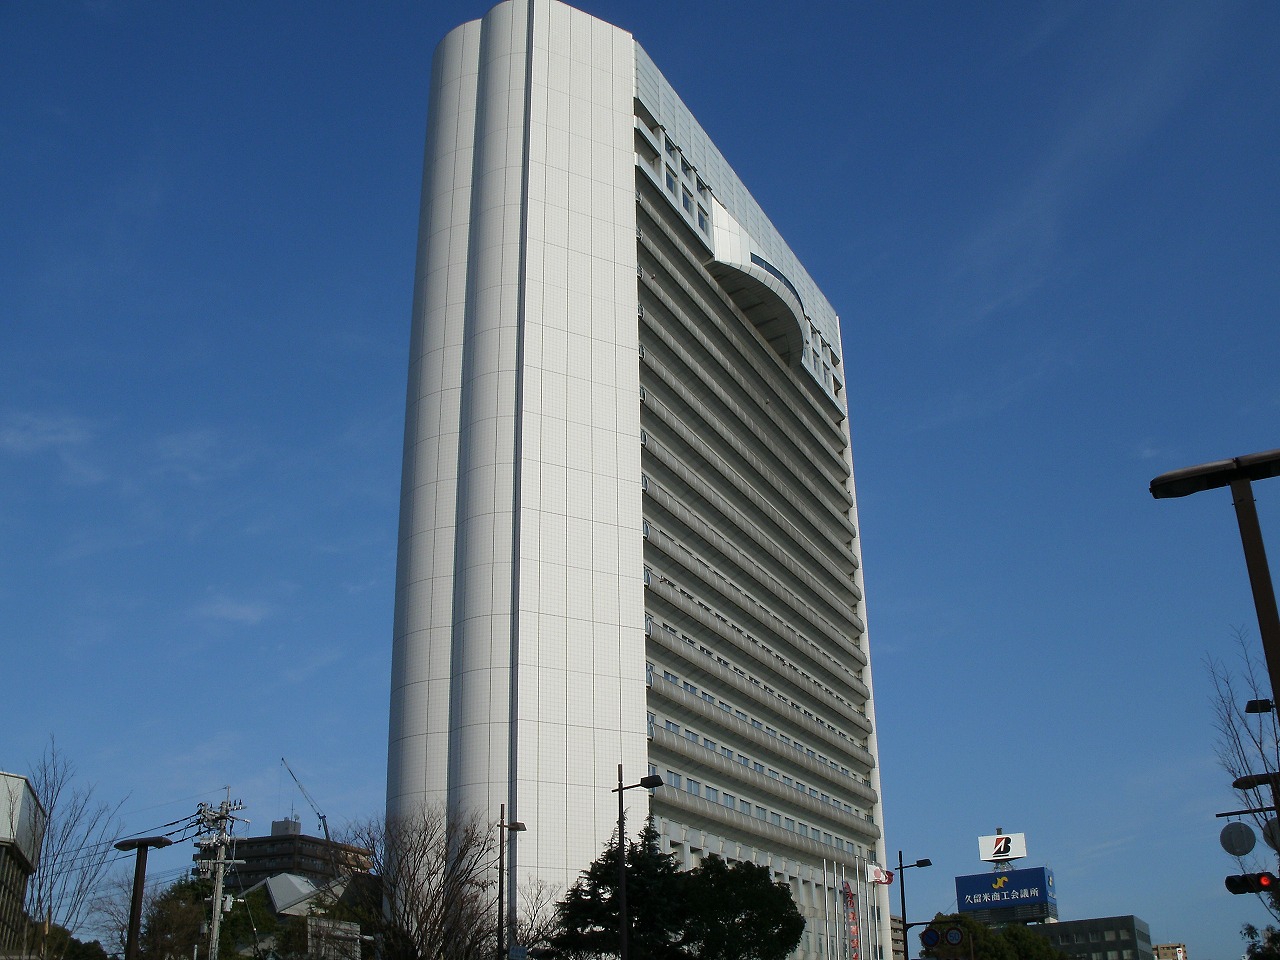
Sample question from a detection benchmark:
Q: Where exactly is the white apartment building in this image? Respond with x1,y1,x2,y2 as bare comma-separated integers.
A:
386,2,890,956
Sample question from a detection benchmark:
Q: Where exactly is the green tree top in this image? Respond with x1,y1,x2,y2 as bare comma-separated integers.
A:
549,819,803,960
918,914,1067,960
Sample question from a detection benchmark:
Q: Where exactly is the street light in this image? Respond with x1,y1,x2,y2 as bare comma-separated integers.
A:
496,803,526,960
611,764,662,960
896,851,932,960
1150,448,1280,700
114,836,173,960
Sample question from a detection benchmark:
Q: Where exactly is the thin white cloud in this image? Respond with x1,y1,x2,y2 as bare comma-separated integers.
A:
0,410,108,485
903,349,1064,435
944,4,1229,328
195,597,273,625
0,411,92,454
151,428,236,485
282,648,345,684
1135,440,1171,461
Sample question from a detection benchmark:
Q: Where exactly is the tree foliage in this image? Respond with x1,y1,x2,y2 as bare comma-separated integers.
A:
548,820,803,960
134,877,292,960
1244,923,1280,960
998,919,1071,960
551,821,684,960
680,855,803,960
29,923,109,960
918,913,1067,960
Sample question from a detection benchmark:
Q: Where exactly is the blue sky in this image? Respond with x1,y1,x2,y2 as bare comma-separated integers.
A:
2,1,1278,956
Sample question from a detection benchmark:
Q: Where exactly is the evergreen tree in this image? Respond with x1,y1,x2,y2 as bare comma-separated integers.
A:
1244,924,1280,960
999,920,1070,960
550,821,686,959
918,914,1068,960
681,856,803,960
549,821,803,960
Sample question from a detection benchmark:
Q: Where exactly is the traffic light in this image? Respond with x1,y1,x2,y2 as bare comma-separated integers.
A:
1225,872,1278,894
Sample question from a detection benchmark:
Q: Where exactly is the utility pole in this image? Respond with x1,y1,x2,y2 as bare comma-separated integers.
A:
193,792,247,960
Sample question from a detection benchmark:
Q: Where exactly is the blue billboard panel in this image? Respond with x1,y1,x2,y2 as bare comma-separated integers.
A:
956,867,1055,912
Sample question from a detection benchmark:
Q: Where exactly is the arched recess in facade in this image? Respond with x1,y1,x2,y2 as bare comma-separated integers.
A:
705,260,808,368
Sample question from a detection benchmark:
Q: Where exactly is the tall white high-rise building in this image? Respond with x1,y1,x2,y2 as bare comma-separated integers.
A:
387,2,890,955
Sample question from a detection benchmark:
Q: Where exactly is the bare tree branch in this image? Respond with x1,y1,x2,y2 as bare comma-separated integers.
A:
24,738,126,960
514,877,562,953
1207,628,1280,922
335,804,496,960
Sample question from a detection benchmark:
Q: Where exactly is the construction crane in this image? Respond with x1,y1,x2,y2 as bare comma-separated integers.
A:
281,757,331,842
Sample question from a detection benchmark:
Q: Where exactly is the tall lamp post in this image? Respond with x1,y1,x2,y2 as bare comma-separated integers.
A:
612,764,663,960
1150,448,1280,698
896,851,932,960
114,836,173,960
496,803,526,960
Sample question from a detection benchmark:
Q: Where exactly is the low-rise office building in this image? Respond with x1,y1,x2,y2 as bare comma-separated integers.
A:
1030,915,1154,960
219,818,370,892
0,773,45,953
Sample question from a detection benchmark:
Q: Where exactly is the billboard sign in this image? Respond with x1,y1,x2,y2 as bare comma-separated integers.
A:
956,867,1055,913
978,832,1027,862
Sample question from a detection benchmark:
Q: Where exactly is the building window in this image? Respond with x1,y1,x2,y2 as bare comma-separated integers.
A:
666,771,682,789
705,786,719,803
686,778,701,797
665,166,677,195
682,188,693,213
697,207,708,232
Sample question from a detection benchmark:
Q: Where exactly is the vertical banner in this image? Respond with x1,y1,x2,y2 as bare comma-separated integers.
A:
843,880,861,960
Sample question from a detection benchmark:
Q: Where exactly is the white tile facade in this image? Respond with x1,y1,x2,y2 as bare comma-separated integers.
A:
388,2,890,957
